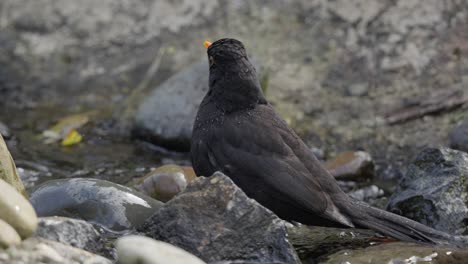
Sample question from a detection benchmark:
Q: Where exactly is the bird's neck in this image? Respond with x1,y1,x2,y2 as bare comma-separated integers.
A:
208,65,267,113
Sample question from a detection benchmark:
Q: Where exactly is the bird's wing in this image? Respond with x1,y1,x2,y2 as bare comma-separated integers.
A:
208,105,352,226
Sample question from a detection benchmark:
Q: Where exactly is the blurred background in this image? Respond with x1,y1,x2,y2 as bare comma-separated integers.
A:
0,0,467,191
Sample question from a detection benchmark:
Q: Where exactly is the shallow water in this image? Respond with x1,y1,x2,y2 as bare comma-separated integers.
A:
1,103,190,192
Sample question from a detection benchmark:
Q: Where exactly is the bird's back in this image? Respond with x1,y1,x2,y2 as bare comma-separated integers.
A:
191,100,353,227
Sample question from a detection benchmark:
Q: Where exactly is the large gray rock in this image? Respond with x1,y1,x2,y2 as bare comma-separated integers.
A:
33,216,109,257
139,172,300,264
133,60,208,151
30,178,163,231
387,148,468,235
0,237,111,264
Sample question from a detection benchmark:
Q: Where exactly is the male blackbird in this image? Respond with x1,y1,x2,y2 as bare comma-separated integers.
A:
191,38,455,245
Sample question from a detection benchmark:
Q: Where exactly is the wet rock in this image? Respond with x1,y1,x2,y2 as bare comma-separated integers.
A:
0,122,11,139
133,60,208,151
0,134,26,196
135,164,197,202
0,179,37,239
387,148,468,235
449,119,468,153
139,172,300,264
322,242,468,264
0,219,21,249
325,151,375,181
287,224,378,262
116,235,206,264
0,237,111,264
29,178,163,231
33,216,108,257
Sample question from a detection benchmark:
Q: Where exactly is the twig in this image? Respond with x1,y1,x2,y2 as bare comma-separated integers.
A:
384,88,468,125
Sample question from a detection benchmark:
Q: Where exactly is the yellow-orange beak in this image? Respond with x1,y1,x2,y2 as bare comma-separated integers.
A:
204,40,212,49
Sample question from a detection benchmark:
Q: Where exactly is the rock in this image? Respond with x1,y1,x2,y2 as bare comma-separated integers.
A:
133,60,208,151
0,122,11,139
0,179,37,239
287,224,378,262
0,237,111,264
387,148,468,235
134,164,197,202
116,235,206,264
322,242,468,264
449,119,468,153
0,219,21,249
325,151,375,181
29,178,163,231
348,185,384,202
139,172,300,264
33,216,108,257
0,134,26,197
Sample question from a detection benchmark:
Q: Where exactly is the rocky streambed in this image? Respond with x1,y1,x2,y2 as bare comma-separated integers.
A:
3,129,468,263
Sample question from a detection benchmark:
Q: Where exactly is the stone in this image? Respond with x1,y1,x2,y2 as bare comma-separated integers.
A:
116,235,206,264
133,60,208,151
0,179,37,239
348,185,384,202
287,224,378,262
0,219,21,249
322,242,468,264
449,119,468,153
0,134,26,197
29,178,163,231
139,172,299,264
387,148,468,235
33,216,108,257
0,237,111,264
134,164,197,202
325,151,375,181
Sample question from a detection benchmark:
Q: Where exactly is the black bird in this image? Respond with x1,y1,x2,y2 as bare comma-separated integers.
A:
191,38,456,245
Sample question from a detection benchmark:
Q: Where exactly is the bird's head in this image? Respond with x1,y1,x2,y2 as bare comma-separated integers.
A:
205,38,248,68
203,38,266,111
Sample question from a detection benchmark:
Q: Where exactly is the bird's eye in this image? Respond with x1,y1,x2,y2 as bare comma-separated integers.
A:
209,56,214,66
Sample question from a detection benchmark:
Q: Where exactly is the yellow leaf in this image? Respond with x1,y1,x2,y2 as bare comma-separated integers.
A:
42,111,95,144
61,129,82,147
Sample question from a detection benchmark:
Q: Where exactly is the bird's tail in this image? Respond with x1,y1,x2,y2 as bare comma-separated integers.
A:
345,199,467,247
